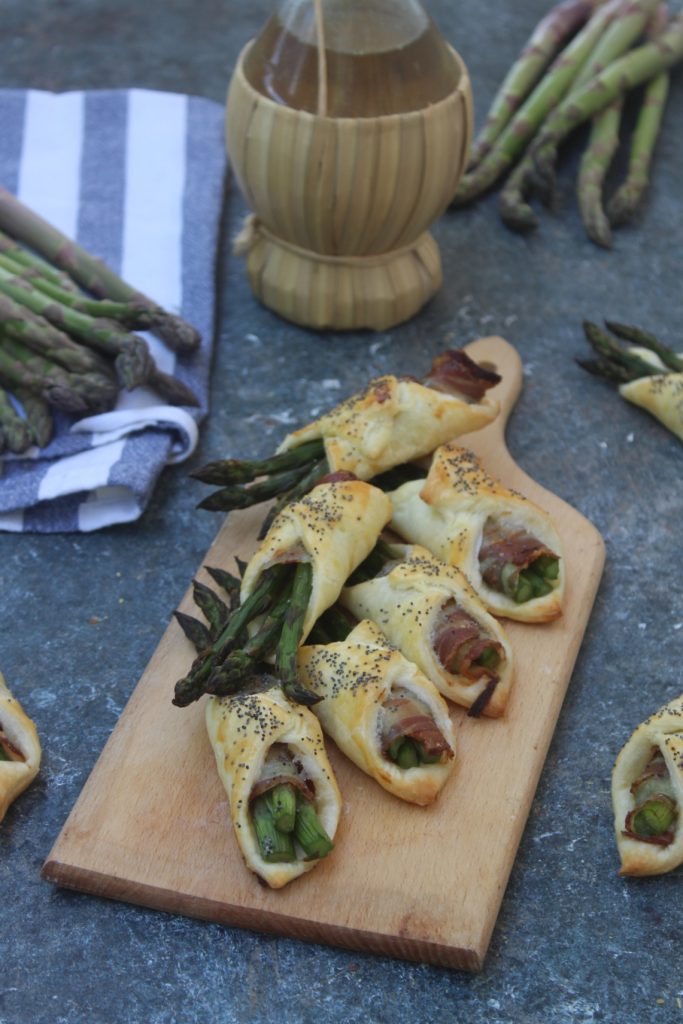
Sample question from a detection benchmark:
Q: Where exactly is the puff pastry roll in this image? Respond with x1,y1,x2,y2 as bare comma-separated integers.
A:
612,692,683,877
389,444,564,623
240,479,392,642
297,619,455,806
276,351,500,481
341,544,513,717
619,373,683,443
206,682,342,889
0,672,41,822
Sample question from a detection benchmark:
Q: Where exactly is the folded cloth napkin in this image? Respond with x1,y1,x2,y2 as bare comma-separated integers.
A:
0,88,227,532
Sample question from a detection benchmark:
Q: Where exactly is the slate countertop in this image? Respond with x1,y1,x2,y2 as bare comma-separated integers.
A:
1,2,681,1022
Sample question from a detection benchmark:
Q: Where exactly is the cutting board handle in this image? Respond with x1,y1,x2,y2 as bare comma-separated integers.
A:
463,335,524,468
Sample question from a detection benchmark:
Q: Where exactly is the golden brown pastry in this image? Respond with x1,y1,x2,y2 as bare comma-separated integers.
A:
240,479,393,642
389,444,565,623
341,544,513,717
297,619,456,806
206,682,342,889
276,356,499,481
619,372,683,443
612,692,683,877
0,672,41,822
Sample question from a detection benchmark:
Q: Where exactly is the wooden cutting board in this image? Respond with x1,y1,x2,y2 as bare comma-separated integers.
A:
42,336,605,972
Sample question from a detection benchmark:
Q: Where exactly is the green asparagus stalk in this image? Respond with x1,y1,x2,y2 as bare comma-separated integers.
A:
577,99,624,248
0,265,155,390
0,384,32,453
604,321,683,370
14,386,53,448
174,610,213,651
0,291,114,376
276,562,321,706
251,794,296,862
172,565,290,707
0,229,82,294
579,320,671,380
607,29,670,227
531,13,683,188
264,784,297,833
293,793,334,860
533,0,660,200
467,0,604,168
0,187,201,354
192,439,327,487
0,248,177,331
498,150,540,232
451,0,618,206
0,334,118,413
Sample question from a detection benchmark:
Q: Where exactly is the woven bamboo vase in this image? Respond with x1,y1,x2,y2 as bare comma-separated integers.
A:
226,0,473,331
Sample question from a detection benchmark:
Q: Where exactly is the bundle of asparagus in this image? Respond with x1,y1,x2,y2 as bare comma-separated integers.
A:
578,319,683,440
0,186,201,455
451,0,683,248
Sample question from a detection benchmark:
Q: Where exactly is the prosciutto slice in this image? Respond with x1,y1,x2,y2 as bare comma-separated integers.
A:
381,690,453,760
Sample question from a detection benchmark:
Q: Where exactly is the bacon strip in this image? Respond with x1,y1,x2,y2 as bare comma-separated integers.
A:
381,694,453,759
479,522,557,590
422,350,501,402
433,602,502,679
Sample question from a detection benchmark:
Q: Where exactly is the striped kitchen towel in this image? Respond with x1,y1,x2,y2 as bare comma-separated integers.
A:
0,88,227,532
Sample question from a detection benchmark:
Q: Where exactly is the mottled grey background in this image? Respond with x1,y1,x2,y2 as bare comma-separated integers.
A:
1,2,682,1022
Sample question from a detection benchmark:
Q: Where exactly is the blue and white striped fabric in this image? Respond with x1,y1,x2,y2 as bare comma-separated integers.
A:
0,89,227,532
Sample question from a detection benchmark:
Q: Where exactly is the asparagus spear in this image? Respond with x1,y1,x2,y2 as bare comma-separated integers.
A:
451,0,618,206
276,562,321,706
0,292,114,376
0,335,117,413
608,69,669,226
0,248,178,331
467,0,603,168
0,265,155,390
13,386,53,448
0,187,200,354
605,321,683,370
577,99,624,248
580,320,662,379
531,13,683,188
172,565,290,707
538,0,661,200
498,150,541,232
0,229,82,294
0,383,32,453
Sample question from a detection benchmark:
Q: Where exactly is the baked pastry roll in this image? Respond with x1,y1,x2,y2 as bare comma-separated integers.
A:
297,619,455,806
206,681,342,889
389,444,564,623
619,373,683,443
276,351,500,481
240,479,392,642
612,692,683,877
341,544,513,717
0,672,41,822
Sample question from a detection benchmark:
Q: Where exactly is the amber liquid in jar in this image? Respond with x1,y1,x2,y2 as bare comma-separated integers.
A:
242,4,460,118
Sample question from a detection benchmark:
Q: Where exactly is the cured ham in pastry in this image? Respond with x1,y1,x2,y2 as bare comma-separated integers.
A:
276,350,500,481
0,672,41,822
206,681,342,889
389,444,564,623
240,479,393,643
341,544,513,717
612,692,683,877
619,373,683,443
297,619,455,806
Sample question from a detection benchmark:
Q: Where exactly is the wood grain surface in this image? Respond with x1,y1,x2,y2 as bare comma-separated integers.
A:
42,337,605,971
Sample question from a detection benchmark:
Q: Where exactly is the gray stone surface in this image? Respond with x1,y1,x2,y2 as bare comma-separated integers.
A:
0,1,682,1022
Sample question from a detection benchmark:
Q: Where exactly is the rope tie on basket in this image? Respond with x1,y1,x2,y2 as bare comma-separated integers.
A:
233,215,432,267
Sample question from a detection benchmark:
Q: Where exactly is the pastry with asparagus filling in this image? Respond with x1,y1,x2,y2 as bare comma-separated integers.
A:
612,692,683,877
206,681,342,889
172,479,392,708
340,542,513,717
389,444,564,623
0,671,41,822
297,619,455,806
191,349,501,529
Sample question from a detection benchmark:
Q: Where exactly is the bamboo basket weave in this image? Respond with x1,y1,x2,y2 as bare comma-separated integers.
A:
226,18,473,331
